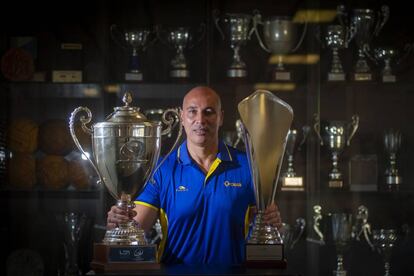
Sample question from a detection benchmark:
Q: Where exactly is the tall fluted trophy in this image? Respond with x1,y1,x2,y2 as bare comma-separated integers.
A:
314,114,359,188
214,10,252,78
69,92,181,272
111,25,155,81
337,5,389,81
238,90,293,267
384,129,402,190
251,10,307,81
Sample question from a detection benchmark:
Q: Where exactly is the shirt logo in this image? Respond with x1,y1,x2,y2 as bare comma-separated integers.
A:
176,185,189,192
224,181,242,188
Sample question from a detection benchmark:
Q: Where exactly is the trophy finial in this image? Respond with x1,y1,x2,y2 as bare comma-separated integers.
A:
123,92,133,107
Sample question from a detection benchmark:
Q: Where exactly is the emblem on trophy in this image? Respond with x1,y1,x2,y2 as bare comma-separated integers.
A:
383,129,402,190
314,114,359,188
281,126,310,191
251,10,307,81
324,25,349,81
69,92,182,272
238,90,293,267
337,5,389,81
214,10,253,78
157,24,205,79
110,25,155,81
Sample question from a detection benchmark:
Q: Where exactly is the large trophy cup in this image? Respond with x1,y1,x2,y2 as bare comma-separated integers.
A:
238,90,293,267
251,10,307,81
281,126,310,191
111,25,155,81
69,92,181,272
337,5,389,81
314,114,359,188
214,11,252,78
384,129,402,190
157,25,205,79
325,25,349,81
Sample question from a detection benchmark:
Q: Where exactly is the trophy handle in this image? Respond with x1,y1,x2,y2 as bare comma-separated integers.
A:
363,44,377,64
150,108,183,183
313,205,324,243
313,113,323,146
298,125,310,151
188,22,206,49
290,217,306,249
374,5,390,36
251,10,271,53
337,5,355,48
69,107,102,184
110,24,128,50
155,24,173,49
290,20,308,53
213,9,225,40
143,29,157,52
347,114,359,146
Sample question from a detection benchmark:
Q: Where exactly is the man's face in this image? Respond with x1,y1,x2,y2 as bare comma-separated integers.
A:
181,88,223,148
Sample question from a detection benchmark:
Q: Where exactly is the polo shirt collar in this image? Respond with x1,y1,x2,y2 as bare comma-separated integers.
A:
177,140,233,165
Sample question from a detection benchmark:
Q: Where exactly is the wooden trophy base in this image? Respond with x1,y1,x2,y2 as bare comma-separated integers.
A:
245,244,286,269
91,243,160,273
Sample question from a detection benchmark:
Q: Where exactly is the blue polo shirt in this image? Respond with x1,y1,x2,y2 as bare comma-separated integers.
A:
136,140,255,265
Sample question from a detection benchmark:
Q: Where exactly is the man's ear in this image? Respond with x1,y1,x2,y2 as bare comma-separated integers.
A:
219,110,224,126
179,107,184,124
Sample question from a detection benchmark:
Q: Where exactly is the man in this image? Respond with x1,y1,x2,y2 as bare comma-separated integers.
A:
107,86,282,264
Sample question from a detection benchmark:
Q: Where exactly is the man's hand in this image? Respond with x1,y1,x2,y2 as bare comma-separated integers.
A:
106,205,137,230
263,203,283,229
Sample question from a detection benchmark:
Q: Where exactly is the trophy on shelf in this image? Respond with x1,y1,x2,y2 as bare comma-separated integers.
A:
56,212,88,276
214,10,253,78
157,24,205,79
69,92,182,272
251,10,307,81
374,47,398,82
238,90,293,267
281,126,310,191
372,229,398,276
314,114,359,188
308,205,373,276
325,25,349,81
384,129,402,190
279,218,306,252
110,24,155,81
337,5,389,81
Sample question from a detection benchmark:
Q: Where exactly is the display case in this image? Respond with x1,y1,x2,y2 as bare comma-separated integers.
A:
1,0,413,275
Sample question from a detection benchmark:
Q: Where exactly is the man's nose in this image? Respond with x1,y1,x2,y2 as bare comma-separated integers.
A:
195,112,207,124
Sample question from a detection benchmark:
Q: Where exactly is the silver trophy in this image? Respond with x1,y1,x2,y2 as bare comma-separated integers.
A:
69,92,182,270
56,212,87,276
214,11,252,78
384,129,402,189
281,126,310,191
337,5,389,81
279,218,306,251
238,90,293,264
110,25,155,81
314,114,359,188
251,10,307,81
157,25,205,78
372,229,397,276
325,25,348,81
374,47,398,82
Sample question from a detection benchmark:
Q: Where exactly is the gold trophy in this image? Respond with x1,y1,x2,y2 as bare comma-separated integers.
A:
238,90,293,267
69,92,181,272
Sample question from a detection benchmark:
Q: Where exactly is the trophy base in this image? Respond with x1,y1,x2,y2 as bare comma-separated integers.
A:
246,243,284,262
385,175,402,185
333,269,347,276
227,68,247,78
125,72,143,81
245,259,287,269
329,180,343,188
91,243,159,273
170,69,190,78
328,73,346,81
273,70,291,81
281,177,304,191
52,70,83,83
353,73,372,81
382,74,396,83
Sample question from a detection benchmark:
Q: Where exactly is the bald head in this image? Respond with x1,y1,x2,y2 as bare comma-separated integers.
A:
183,86,222,111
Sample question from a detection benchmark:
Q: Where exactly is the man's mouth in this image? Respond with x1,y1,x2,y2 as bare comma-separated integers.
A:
193,128,207,135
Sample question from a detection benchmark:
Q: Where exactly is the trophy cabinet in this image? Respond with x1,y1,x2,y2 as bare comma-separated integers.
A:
0,0,413,275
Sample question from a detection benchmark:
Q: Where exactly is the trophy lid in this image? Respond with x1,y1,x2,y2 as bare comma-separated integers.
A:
104,92,150,124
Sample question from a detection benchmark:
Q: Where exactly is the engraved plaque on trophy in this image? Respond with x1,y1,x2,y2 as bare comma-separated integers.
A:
69,93,182,272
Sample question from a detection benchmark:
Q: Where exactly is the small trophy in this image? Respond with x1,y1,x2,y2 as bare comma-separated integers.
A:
372,229,397,276
157,25,205,79
251,10,307,81
384,129,402,190
337,5,389,81
374,47,398,82
214,10,252,78
69,92,182,272
238,90,293,268
281,126,310,191
314,114,359,188
325,25,348,81
110,25,155,81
